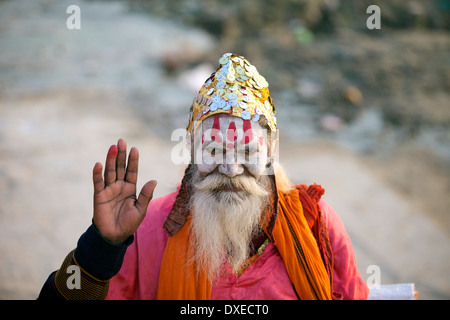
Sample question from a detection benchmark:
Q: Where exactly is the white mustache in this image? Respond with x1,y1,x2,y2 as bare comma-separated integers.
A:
194,172,269,197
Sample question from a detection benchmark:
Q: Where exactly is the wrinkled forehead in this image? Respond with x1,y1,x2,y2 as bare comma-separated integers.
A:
200,114,267,147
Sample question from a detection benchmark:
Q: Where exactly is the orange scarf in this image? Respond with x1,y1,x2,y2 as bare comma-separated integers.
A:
156,188,331,300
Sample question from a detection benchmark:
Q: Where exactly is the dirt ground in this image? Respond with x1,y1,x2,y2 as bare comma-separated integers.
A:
0,0,449,299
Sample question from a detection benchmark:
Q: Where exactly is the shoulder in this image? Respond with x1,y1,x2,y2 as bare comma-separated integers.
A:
317,199,350,250
318,199,370,299
107,190,180,300
318,199,343,230
317,199,352,245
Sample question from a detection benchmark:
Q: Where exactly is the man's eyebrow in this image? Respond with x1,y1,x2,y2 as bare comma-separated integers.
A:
202,138,223,150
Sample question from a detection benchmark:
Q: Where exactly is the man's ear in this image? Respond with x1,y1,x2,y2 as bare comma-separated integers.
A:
265,131,279,176
186,131,192,149
187,130,196,164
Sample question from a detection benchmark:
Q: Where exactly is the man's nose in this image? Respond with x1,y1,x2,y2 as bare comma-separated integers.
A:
218,163,244,177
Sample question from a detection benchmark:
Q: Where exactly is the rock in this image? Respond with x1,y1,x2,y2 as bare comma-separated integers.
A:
343,85,363,105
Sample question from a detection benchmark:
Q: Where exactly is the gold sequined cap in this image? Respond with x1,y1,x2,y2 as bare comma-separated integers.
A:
187,53,277,133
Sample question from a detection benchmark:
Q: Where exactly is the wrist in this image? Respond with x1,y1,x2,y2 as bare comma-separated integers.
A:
101,233,131,246
74,223,134,280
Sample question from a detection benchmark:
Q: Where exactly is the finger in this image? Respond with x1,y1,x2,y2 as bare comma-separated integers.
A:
125,147,139,185
116,138,127,180
104,144,118,185
136,180,157,215
92,162,104,194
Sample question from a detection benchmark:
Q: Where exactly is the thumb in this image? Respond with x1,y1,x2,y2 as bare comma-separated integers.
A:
136,180,157,215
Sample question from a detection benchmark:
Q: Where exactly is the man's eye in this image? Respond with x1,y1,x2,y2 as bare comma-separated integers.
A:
206,147,222,156
245,146,257,155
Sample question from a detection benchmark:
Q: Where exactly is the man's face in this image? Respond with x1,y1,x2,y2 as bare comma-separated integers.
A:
188,114,273,278
194,114,269,179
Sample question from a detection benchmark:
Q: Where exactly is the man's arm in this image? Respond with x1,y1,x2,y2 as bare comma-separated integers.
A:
38,139,156,299
38,224,132,299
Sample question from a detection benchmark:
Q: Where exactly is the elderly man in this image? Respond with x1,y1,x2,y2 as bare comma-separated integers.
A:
38,53,368,300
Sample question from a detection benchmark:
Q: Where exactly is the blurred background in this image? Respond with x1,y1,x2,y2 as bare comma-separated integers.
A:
0,0,449,299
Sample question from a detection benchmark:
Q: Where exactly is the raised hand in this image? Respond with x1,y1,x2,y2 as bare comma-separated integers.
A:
92,138,157,245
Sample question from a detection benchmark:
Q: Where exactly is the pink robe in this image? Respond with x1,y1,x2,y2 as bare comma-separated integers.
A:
106,189,369,300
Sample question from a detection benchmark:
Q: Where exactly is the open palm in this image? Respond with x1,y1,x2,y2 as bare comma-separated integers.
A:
92,139,157,245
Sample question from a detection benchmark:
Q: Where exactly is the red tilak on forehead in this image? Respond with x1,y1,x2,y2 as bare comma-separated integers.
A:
212,114,222,142
227,121,237,141
202,114,222,144
213,114,220,131
202,116,262,147
241,119,253,144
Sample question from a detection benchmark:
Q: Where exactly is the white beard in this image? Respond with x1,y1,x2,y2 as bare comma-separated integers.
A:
189,167,270,280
